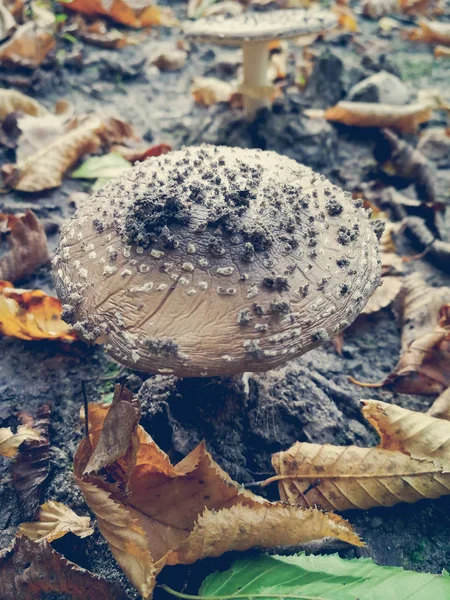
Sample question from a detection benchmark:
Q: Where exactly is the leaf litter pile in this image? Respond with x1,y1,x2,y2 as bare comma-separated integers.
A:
1,0,450,599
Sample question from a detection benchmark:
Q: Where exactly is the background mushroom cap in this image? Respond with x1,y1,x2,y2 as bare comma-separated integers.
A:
183,9,338,46
53,146,381,377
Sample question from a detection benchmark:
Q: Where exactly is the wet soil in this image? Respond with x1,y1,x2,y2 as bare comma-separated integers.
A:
1,1,450,598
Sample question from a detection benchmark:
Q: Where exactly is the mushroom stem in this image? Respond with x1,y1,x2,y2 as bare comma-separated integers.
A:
241,40,271,121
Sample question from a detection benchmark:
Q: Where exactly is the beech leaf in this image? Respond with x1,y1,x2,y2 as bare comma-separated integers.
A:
0,281,76,341
184,553,450,600
74,387,362,599
0,536,128,600
18,500,94,543
0,425,42,458
267,399,450,511
0,211,50,283
315,101,432,133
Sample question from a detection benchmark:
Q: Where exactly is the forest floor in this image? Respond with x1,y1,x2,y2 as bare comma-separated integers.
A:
1,1,450,598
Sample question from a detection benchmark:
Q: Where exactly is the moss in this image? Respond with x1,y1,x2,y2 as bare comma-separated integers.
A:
407,540,428,566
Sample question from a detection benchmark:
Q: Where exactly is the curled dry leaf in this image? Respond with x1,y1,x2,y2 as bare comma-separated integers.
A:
314,101,432,133
18,500,94,543
267,399,450,511
383,273,450,393
0,3,16,42
0,22,55,68
74,387,362,599
427,387,450,420
191,76,236,106
0,425,42,458
111,142,172,162
61,0,177,28
0,281,76,341
0,89,48,120
435,45,450,57
407,20,450,45
0,211,50,283
0,536,128,600
12,404,51,520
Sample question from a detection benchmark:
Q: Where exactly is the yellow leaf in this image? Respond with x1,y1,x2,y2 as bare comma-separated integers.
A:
19,501,94,543
0,89,48,120
0,282,77,341
0,425,42,458
74,387,362,599
268,399,450,511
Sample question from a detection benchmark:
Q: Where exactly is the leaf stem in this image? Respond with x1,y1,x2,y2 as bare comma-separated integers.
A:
159,585,327,600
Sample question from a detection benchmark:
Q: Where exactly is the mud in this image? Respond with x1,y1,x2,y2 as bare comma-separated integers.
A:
1,1,450,598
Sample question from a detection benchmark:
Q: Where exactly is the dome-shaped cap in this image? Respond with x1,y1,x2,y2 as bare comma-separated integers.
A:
53,146,382,377
183,9,337,46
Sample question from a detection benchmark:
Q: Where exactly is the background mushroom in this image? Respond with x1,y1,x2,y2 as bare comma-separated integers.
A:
53,145,382,378
183,10,337,120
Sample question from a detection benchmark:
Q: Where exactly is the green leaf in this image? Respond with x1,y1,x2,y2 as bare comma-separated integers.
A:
162,554,450,600
71,153,131,180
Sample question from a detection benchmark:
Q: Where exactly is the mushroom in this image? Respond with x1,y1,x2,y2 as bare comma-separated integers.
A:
183,9,337,120
53,145,382,378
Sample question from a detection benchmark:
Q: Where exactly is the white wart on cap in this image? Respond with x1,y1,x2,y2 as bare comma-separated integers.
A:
184,10,337,119
53,146,382,378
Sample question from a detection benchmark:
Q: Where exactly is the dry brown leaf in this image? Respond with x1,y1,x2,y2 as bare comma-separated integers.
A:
191,76,236,106
321,101,432,133
111,142,172,162
0,425,42,458
267,399,450,511
62,0,177,28
152,50,187,71
379,221,404,274
0,211,50,283
0,3,16,42
18,500,94,543
0,22,55,68
427,387,450,420
74,387,362,598
0,281,77,341
77,18,129,49
435,44,450,56
384,273,450,393
362,276,404,314
0,536,128,600
407,19,450,45
0,89,47,120
360,0,399,18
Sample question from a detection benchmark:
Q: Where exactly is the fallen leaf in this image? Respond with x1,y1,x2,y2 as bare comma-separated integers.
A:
378,220,404,274
0,88,48,120
187,0,221,19
12,404,50,520
362,276,404,315
427,387,450,420
435,44,450,56
191,553,450,600
319,101,432,133
360,0,398,18
18,500,94,543
267,399,450,510
417,127,450,165
0,281,77,341
191,76,236,106
77,18,129,49
0,211,50,283
407,19,450,45
111,142,172,162
74,387,362,599
71,152,131,180
0,536,128,600
152,50,187,71
0,22,55,68
332,4,358,32
61,0,177,28
0,425,42,458
0,3,16,42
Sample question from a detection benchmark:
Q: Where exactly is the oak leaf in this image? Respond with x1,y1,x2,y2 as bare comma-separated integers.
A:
74,386,362,599
0,536,128,600
0,89,48,120
267,399,450,511
0,281,76,341
0,425,42,458
61,0,177,28
318,101,432,133
0,211,50,283
0,22,55,68
18,500,94,543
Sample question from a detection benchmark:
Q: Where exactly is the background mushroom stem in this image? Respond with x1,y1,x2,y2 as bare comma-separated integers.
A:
241,40,272,120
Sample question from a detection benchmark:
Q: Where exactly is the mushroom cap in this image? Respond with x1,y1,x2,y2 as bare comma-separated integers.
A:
53,146,381,377
183,9,337,46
